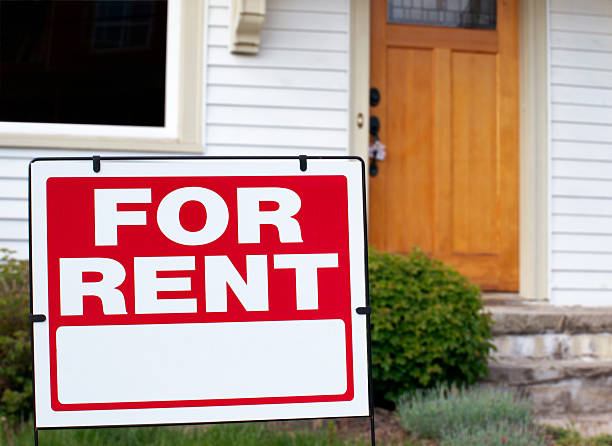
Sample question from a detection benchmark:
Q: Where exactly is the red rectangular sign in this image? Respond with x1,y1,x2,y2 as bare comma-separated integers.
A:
46,175,353,410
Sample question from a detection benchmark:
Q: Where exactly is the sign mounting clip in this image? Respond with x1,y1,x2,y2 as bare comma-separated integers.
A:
93,155,101,173
356,306,371,315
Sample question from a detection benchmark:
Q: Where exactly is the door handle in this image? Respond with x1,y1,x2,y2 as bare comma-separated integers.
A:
370,116,380,138
369,115,386,177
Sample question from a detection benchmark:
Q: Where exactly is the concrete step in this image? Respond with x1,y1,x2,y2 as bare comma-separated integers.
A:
487,303,612,336
483,300,612,417
492,333,612,361
486,359,612,416
486,301,612,360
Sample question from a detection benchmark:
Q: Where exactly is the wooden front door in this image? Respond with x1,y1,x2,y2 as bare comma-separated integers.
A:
369,0,518,290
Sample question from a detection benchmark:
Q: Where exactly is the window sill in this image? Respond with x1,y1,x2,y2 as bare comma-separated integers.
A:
0,134,203,154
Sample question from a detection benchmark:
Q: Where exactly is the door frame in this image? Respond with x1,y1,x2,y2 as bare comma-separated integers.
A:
519,0,549,302
349,0,371,206
349,0,550,301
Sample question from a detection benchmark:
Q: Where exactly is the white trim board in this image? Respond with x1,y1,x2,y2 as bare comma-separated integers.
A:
519,0,550,301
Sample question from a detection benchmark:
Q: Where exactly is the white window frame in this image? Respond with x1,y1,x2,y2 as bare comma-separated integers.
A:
0,0,204,153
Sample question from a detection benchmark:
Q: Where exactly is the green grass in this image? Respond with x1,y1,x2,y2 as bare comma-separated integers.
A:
544,425,612,446
2,421,368,446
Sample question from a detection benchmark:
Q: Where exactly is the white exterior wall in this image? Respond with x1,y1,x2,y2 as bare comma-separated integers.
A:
549,0,612,306
204,0,349,156
0,150,29,258
0,0,351,259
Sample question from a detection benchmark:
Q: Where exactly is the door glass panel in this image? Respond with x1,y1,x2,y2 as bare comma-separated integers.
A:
388,0,496,30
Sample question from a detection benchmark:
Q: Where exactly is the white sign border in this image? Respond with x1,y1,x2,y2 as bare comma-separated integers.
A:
30,157,371,428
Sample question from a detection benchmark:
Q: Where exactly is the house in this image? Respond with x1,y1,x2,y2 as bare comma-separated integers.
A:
3,0,612,425
0,0,610,307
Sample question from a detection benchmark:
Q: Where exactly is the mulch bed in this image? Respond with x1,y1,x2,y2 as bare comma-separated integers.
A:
268,407,416,445
334,408,407,444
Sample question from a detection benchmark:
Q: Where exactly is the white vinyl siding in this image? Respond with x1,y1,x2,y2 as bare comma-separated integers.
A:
549,0,612,306
0,152,33,258
0,153,30,258
0,149,136,259
204,0,350,155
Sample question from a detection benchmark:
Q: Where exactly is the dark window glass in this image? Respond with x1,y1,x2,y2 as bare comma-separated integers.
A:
388,0,496,30
0,0,167,127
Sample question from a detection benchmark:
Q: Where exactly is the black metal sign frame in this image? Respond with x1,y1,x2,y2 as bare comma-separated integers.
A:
28,155,375,446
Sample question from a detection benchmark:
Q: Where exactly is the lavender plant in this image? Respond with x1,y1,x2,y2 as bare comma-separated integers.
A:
440,421,546,446
398,385,537,442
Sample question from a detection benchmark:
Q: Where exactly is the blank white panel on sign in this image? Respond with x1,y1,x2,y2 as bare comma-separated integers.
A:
56,320,347,404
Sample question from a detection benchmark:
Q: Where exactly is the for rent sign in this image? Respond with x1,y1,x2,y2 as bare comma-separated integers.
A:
29,157,370,428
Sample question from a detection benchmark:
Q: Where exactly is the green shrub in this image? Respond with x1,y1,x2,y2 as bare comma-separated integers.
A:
397,386,534,440
0,249,32,421
368,248,493,403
